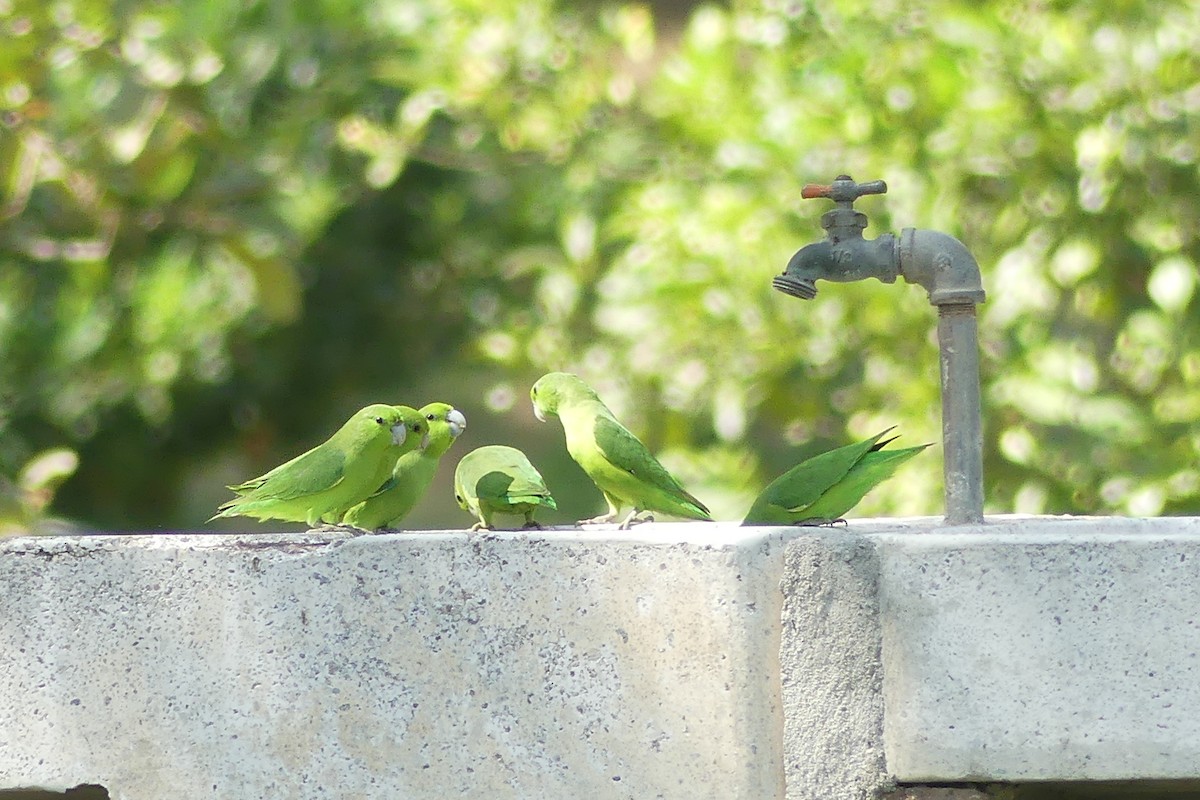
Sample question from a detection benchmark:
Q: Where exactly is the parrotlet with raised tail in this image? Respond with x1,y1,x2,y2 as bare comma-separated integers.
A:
742,428,929,526
211,404,427,527
341,402,467,531
454,445,556,530
530,372,711,528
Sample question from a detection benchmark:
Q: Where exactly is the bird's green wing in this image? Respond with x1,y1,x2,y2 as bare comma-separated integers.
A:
498,463,557,508
227,475,265,493
474,470,519,503
476,457,553,504
511,491,557,510
366,473,399,498
220,444,346,507
797,443,930,522
742,430,890,525
593,415,709,516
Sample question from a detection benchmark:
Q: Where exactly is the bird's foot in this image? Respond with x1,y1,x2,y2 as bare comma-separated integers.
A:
311,523,365,535
618,510,654,530
469,522,493,533
578,512,619,526
522,519,544,530
793,517,846,528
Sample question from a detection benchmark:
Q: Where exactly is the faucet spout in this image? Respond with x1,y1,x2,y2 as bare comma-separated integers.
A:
772,234,899,300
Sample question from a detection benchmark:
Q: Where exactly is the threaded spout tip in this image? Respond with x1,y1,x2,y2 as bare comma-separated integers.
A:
772,274,817,300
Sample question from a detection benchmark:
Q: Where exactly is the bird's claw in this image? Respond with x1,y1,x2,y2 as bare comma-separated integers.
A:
311,523,365,535
522,520,544,530
793,517,847,528
617,510,654,530
578,513,619,526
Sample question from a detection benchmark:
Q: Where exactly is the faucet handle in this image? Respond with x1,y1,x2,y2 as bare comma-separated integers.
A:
802,175,887,204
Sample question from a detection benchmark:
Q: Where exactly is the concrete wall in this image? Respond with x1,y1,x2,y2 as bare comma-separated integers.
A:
0,526,790,799
3,517,1200,799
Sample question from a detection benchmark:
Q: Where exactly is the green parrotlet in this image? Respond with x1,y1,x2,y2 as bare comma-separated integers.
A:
742,428,929,526
453,445,556,530
341,402,467,531
211,404,427,527
530,372,710,528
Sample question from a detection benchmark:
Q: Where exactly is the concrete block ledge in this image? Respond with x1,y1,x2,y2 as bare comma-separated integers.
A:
871,517,1200,783
0,525,792,800
3,516,1200,799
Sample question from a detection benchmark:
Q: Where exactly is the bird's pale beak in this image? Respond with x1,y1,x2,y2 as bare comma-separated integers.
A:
391,422,408,446
448,409,467,438
533,404,546,423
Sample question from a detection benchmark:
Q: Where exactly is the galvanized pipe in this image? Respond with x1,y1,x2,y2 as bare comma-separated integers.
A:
937,304,985,524
897,226,986,524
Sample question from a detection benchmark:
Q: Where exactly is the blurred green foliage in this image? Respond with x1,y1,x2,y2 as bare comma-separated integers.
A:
1,0,1198,532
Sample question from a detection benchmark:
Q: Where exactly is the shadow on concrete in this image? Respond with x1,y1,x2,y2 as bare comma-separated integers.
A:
0,787,109,799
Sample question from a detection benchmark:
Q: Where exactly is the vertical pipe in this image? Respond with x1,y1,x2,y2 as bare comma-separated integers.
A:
937,304,985,524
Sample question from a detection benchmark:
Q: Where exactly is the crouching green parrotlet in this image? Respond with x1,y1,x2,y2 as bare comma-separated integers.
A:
742,428,929,526
341,402,467,531
454,445,556,531
211,404,427,527
530,372,711,528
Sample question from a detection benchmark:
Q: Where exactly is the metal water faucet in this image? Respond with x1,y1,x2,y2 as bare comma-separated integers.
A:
774,175,986,524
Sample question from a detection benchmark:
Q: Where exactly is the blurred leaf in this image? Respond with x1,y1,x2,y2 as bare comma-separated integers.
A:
0,448,79,535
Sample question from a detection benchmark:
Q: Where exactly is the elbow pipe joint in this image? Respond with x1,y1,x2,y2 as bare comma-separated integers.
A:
899,228,986,307
772,234,899,300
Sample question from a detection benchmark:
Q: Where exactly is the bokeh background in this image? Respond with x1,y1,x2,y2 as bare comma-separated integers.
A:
2,0,1198,533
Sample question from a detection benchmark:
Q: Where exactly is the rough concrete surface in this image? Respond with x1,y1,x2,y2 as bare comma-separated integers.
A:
875,516,1200,781
879,790,990,800
779,532,890,800
0,525,792,800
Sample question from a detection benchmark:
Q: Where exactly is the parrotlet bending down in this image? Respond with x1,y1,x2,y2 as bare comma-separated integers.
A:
454,445,556,531
341,402,467,531
211,404,427,527
741,428,929,526
530,372,711,528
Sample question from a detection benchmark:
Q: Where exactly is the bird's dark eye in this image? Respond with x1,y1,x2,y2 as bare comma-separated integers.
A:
455,494,462,503
414,423,423,432
426,413,435,421
375,416,385,425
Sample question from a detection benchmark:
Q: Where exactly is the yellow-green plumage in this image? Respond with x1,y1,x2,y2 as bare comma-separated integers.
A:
742,429,929,526
454,445,556,530
530,372,710,527
341,402,466,531
211,404,426,527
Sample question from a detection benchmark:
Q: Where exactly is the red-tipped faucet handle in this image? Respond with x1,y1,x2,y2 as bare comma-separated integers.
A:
802,175,887,203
